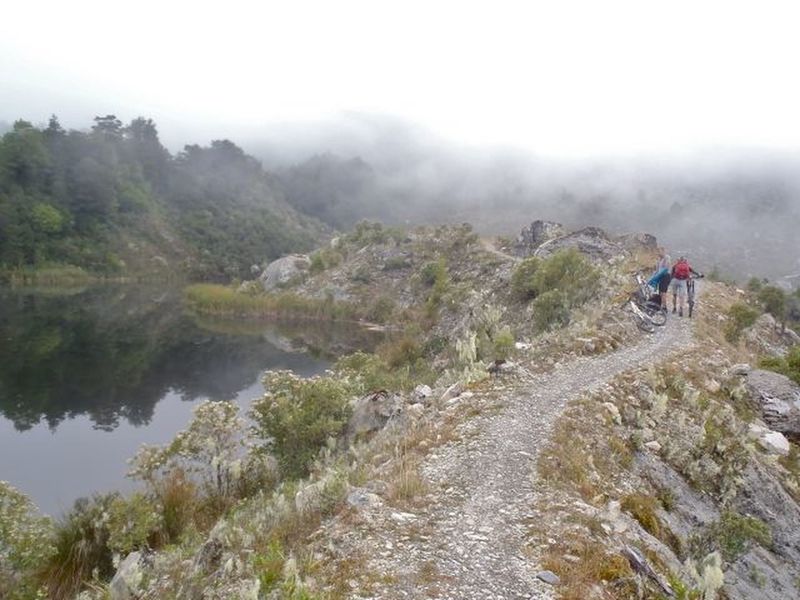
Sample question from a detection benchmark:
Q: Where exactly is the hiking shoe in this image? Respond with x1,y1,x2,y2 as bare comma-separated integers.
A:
672,307,676,314
679,309,683,317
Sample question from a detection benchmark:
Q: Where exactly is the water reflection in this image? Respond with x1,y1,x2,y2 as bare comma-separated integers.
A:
0,285,382,432
0,285,382,514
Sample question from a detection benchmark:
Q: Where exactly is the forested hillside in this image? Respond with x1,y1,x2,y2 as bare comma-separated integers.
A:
0,116,324,280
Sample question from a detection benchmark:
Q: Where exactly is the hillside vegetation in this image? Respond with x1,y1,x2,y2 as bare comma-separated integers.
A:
0,116,323,281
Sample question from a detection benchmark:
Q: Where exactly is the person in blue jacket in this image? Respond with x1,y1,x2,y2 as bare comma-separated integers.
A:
647,247,672,311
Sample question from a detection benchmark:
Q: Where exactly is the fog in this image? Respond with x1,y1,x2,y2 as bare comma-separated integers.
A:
2,1,799,282
248,115,799,282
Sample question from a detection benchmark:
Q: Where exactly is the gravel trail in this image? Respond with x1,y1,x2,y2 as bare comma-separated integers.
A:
372,314,695,599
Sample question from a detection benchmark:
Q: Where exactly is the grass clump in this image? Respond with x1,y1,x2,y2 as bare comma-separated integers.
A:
41,495,116,600
541,536,635,600
724,302,759,342
690,510,772,562
760,345,800,384
511,257,541,299
185,283,359,321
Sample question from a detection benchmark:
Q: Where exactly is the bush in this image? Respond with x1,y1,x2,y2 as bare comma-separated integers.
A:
107,493,163,555
758,285,787,324
250,371,353,479
512,249,598,330
724,303,759,342
511,257,541,299
0,482,54,600
690,511,772,562
760,345,800,385
493,326,515,360
42,495,116,600
366,296,395,324
532,290,571,331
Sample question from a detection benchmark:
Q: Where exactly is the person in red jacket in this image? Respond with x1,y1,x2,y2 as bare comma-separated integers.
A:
670,256,700,316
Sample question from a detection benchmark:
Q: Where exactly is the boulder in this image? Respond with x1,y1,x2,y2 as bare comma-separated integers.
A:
514,220,566,256
744,314,800,357
346,487,383,510
744,369,800,439
259,254,311,291
616,232,658,252
345,391,403,440
110,551,145,600
759,431,791,456
414,384,433,401
533,226,626,262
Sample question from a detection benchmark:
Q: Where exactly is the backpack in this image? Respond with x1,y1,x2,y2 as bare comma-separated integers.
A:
674,262,690,280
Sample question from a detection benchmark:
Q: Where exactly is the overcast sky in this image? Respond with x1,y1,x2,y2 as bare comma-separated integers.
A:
2,0,800,157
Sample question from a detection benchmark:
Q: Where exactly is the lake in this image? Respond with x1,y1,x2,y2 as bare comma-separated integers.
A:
0,284,382,516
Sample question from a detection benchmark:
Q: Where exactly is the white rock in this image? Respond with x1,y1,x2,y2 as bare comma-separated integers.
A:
602,402,622,425
515,341,532,350
760,431,791,456
406,403,425,419
414,384,433,400
730,363,752,376
644,440,662,453
440,382,464,403
110,552,143,600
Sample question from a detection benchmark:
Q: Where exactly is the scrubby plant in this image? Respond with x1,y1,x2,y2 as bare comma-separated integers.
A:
758,285,787,326
493,326,515,360
724,302,759,342
689,511,772,562
0,482,55,600
512,249,599,330
41,494,117,600
250,371,353,479
107,492,164,555
511,257,541,299
366,295,395,324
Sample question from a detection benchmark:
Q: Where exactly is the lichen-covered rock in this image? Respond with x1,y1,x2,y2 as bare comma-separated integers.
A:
345,391,403,440
514,220,566,256
533,226,627,262
744,369,800,439
259,254,311,291
110,551,145,600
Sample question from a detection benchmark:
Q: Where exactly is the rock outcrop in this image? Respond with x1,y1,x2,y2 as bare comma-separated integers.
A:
533,226,627,262
745,369,800,440
259,254,311,291
513,220,565,256
345,390,404,440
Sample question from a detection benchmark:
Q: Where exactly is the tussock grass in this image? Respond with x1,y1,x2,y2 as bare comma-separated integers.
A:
185,283,360,320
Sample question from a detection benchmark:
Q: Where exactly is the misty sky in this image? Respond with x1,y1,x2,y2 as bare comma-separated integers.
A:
2,0,800,156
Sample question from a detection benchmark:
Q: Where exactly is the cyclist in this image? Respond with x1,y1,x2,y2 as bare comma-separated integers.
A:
647,247,672,311
671,256,702,316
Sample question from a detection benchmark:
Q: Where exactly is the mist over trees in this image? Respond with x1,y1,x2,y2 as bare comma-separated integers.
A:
0,116,322,279
251,117,799,282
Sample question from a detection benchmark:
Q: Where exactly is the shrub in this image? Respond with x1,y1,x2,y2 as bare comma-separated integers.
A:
690,511,772,562
379,335,422,368
758,285,787,324
250,371,353,479
366,296,395,324
42,495,117,600
760,345,800,385
107,493,164,555
0,482,55,600
511,257,541,299
724,302,759,342
493,326,515,360
532,290,571,331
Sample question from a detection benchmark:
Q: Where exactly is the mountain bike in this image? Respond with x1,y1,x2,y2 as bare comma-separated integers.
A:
686,272,704,317
622,274,667,332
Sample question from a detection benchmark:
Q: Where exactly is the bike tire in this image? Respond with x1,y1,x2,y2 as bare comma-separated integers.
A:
648,310,667,326
635,314,655,333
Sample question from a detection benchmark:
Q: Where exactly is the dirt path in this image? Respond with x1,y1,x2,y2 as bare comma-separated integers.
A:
363,315,696,599
480,238,521,263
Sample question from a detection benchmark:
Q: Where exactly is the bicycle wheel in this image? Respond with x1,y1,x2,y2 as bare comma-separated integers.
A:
648,309,667,326
635,314,655,333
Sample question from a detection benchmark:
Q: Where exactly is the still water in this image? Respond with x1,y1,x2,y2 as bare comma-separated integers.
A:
0,285,381,516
